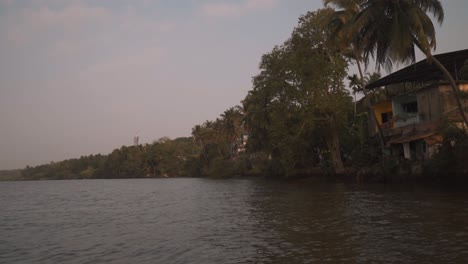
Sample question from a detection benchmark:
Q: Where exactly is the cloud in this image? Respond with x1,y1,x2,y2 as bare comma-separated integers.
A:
201,0,279,18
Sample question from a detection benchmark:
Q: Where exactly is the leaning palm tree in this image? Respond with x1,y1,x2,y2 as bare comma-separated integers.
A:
353,0,468,127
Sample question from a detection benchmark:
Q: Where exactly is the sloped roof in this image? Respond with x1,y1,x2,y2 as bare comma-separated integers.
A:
387,132,436,145
366,49,468,90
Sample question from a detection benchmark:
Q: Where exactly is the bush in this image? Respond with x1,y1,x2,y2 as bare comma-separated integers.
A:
424,125,468,181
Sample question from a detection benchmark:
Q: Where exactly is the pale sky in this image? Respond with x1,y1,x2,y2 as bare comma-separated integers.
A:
1,0,467,170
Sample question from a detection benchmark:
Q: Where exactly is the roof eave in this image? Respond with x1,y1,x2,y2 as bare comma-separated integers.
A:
365,49,468,90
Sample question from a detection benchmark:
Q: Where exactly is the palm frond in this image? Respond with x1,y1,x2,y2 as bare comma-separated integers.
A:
352,0,443,70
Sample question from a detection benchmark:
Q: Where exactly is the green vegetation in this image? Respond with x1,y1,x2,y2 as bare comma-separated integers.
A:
20,137,198,180
4,1,467,181
0,170,22,181
241,9,352,177
424,123,468,181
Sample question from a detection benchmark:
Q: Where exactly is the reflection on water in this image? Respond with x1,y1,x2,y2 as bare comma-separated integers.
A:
0,179,467,263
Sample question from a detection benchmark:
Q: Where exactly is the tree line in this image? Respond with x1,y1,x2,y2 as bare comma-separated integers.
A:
21,137,199,180
14,1,468,181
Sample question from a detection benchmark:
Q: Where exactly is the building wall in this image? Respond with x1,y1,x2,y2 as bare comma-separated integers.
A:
392,95,419,127
416,85,441,122
438,84,457,115
438,82,468,119
376,82,467,143
373,101,393,125
388,82,466,128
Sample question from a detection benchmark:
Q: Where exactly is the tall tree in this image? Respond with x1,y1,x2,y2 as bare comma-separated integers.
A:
221,106,244,156
290,9,352,172
243,9,352,175
324,0,387,158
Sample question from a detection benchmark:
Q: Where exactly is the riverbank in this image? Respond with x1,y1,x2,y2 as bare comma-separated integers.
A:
0,170,22,181
3,161,468,185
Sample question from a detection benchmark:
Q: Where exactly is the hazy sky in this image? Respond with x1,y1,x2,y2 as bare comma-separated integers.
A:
1,0,467,170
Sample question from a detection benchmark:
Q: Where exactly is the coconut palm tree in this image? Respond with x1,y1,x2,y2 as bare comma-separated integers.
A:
324,0,368,87
352,0,468,127
324,0,387,154
220,106,244,156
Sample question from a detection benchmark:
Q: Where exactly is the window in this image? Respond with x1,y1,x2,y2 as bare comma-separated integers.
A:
381,112,393,123
402,101,418,113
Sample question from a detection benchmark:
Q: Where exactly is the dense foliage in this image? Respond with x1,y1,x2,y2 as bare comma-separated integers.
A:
0,170,21,181
20,137,198,180
241,9,353,177
424,124,468,181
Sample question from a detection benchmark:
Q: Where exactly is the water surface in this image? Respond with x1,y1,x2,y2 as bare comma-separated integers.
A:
1,178,467,263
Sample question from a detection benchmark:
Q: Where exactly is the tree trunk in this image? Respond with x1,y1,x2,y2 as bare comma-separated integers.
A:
326,119,344,174
354,92,357,116
356,59,386,160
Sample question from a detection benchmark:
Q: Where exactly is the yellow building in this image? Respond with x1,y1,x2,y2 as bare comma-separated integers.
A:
372,101,393,128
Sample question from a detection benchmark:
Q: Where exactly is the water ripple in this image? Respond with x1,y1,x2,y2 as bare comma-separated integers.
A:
0,179,467,263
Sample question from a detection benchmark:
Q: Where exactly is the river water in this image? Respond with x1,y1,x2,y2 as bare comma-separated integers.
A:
1,178,467,263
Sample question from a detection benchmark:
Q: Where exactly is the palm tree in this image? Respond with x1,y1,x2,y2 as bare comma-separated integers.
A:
324,0,387,155
191,124,204,149
348,74,361,116
352,0,468,127
221,106,244,156
324,0,368,88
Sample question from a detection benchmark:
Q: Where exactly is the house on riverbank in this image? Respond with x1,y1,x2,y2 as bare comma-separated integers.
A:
365,49,468,162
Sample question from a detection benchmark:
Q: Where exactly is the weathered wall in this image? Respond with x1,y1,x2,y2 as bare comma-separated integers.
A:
373,101,393,125
416,85,441,122
393,95,419,128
